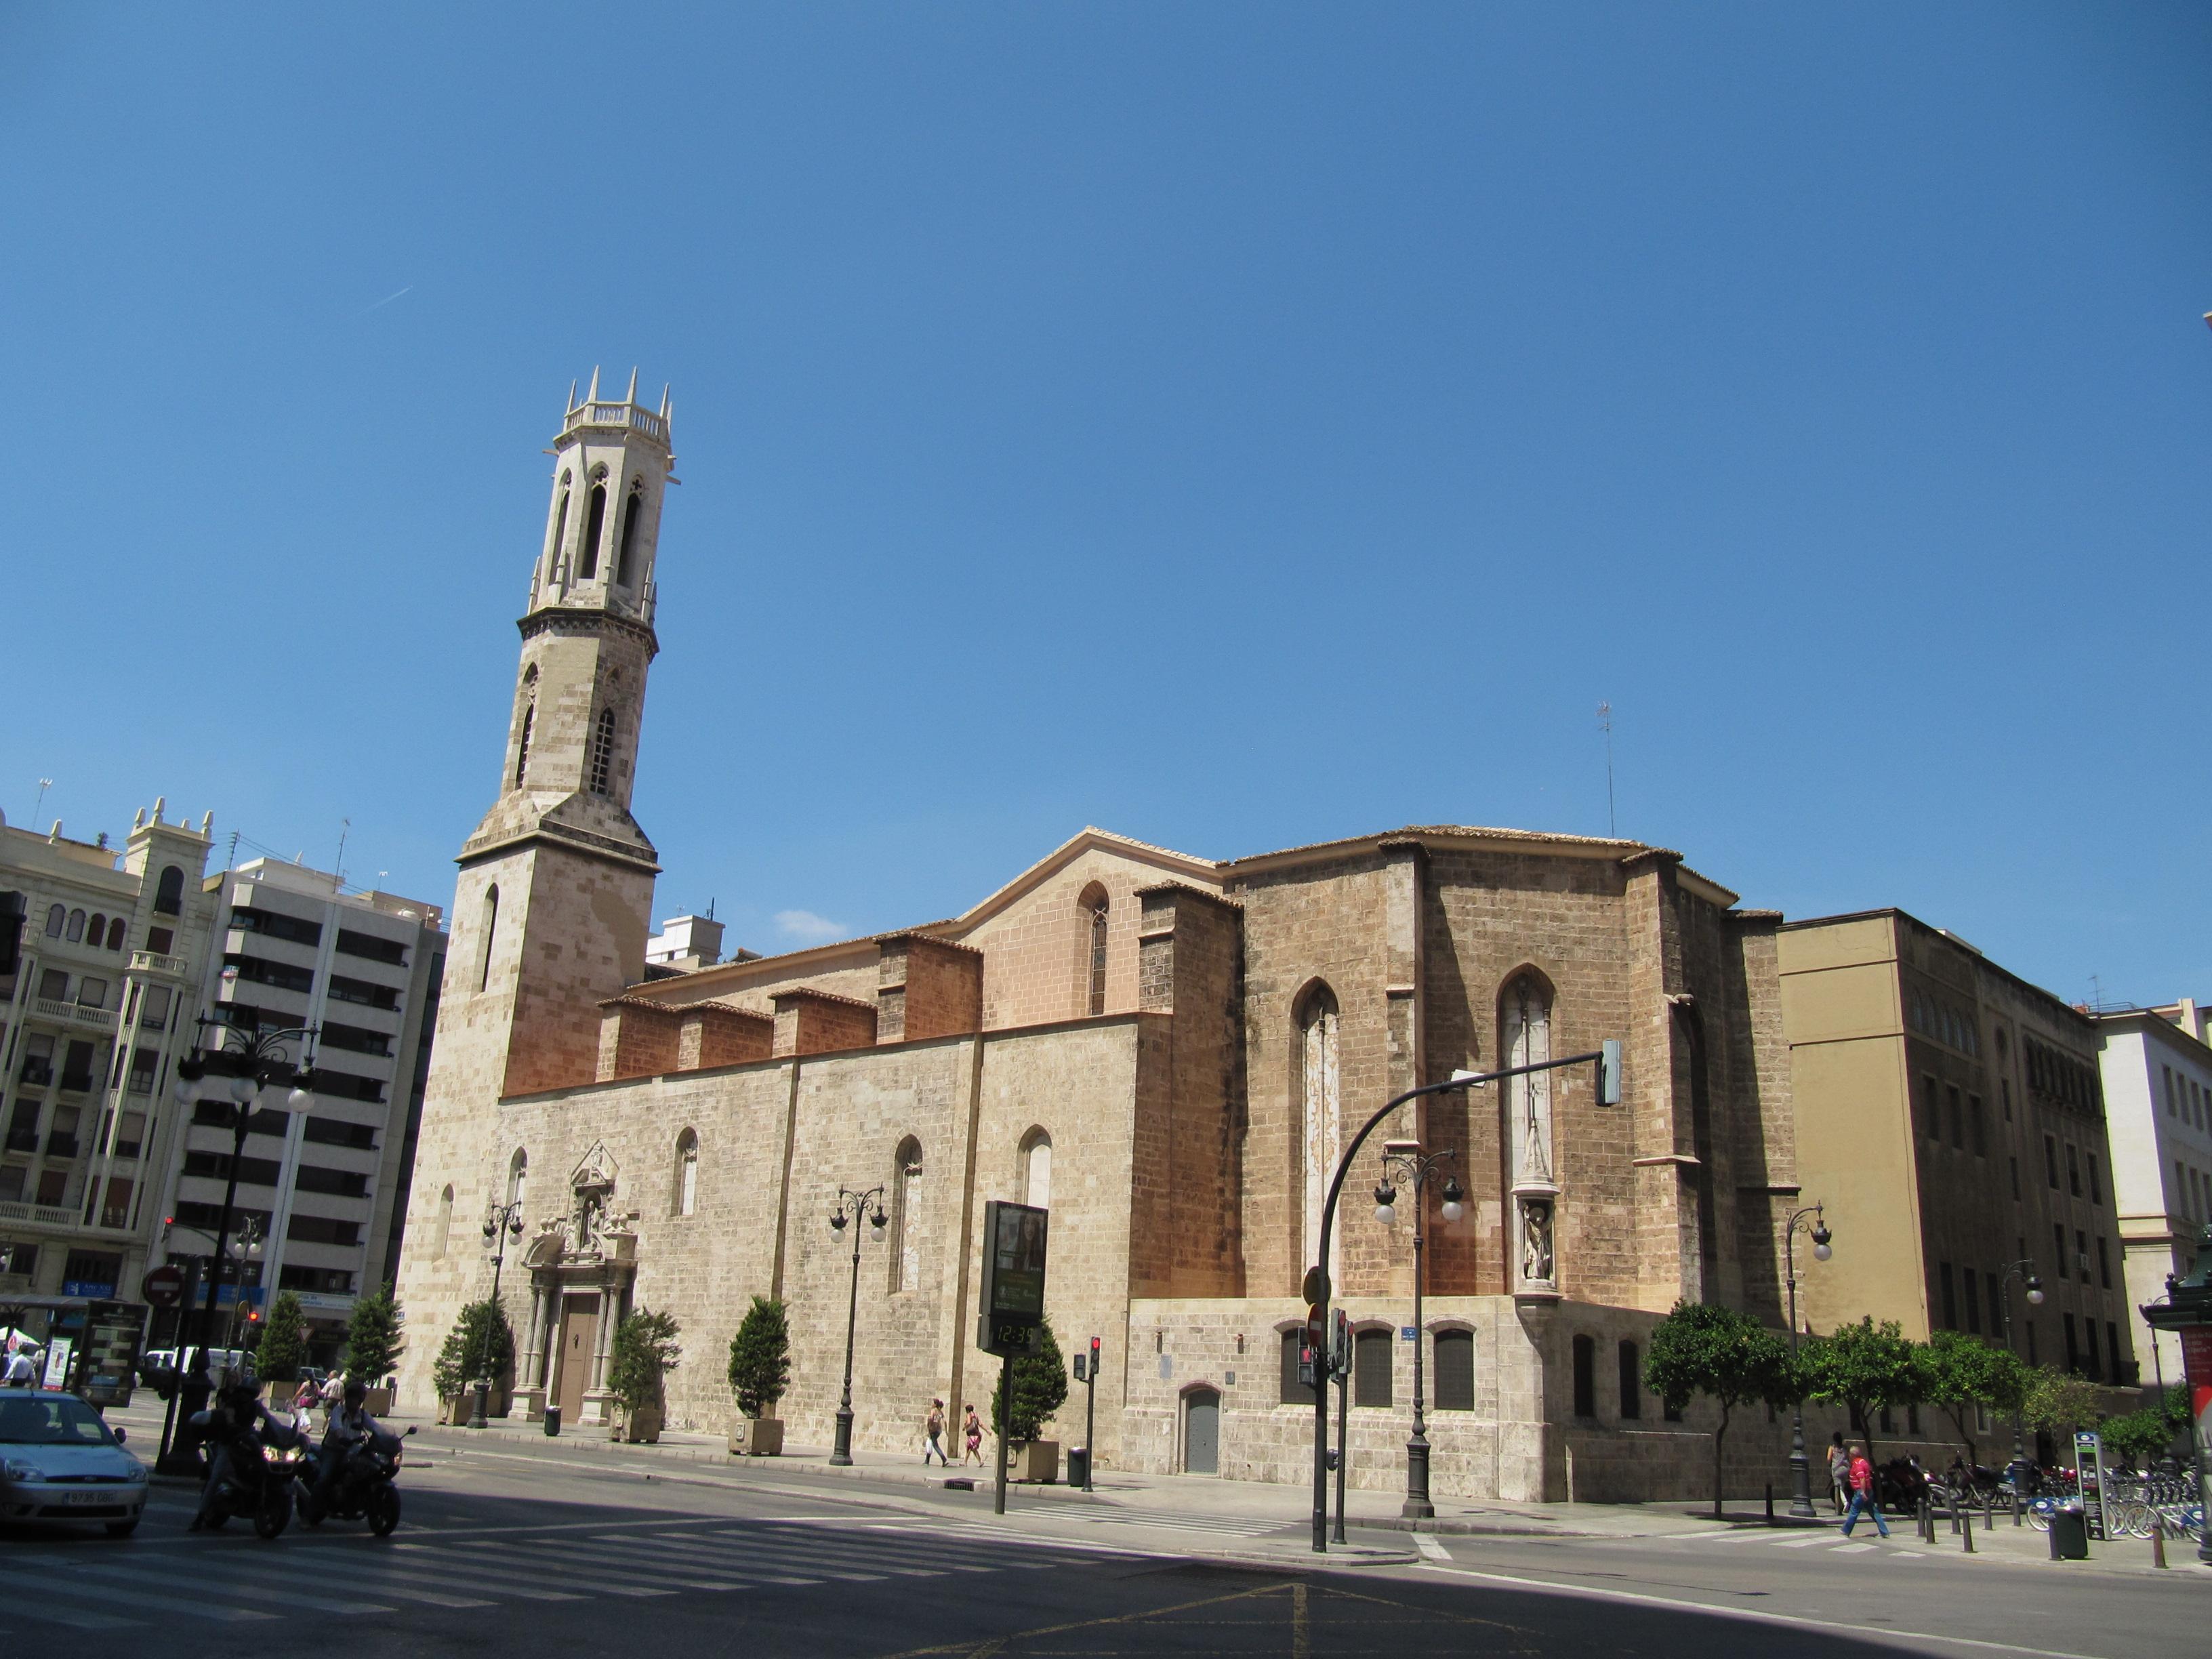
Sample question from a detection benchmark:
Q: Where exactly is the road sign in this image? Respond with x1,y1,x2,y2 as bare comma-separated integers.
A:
1400,1326,1418,1341
140,1265,186,1308
1302,1266,1329,1307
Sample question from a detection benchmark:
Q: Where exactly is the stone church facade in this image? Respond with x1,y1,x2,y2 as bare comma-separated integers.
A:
392,384,1811,1502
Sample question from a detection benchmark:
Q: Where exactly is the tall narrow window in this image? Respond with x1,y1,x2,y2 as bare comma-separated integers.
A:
589,708,615,796
1021,1127,1052,1208
45,904,64,937
579,483,607,579
514,703,534,787
1572,1334,1597,1417
1083,886,1109,1017
1296,983,1341,1280
154,866,184,915
477,884,499,992
65,909,85,942
616,486,644,586
434,1184,454,1259
674,1128,699,1216
550,480,571,570
1617,1339,1642,1418
889,1137,922,1292
1434,1330,1475,1411
508,1148,527,1212
87,914,105,947
104,918,125,951
1354,1329,1393,1408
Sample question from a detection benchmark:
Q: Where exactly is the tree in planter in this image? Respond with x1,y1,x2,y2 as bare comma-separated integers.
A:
726,1297,791,1420
255,1290,309,1385
990,1318,1069,1445
1643,1300,1798,1519
432,1300,515,1404
608,1307,683,1431
342,1283,405,1386
2020,1366,2106,1443
1917,1330,2029,1465
1801,1317,1923,1464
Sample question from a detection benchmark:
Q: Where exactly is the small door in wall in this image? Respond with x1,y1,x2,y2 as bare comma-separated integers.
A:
554,1293,600,1420
1184,1387,1221,1475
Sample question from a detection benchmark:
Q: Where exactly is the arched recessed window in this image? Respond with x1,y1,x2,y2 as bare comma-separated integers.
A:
1295,981,1341,1279
105,918,125,951
1079,884,1109,1017
589,708,616,796
579,482,607,579
1353,1328,1393,1408
1435,1330,1475,1411
550,476,571,569
1502,970,1557,1290
514,702,534,787
674,1128,699,1216
1617,1338,1642,1419
889,1136,922,1292
476,884,499,993
508,1148,527,1213
1020,1126,1052,1208
615,485,644,586
64,909,85,943
435,1184,455,1259
45,904,64,937
154,866,184,916
87,914,105,947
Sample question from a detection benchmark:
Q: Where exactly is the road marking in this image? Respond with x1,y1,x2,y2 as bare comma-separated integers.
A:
61,1560,394,1615
0,1566,275,1622
1830,1542,1877,1554
1774,1535,1831,1547
1414,1534,1452,1561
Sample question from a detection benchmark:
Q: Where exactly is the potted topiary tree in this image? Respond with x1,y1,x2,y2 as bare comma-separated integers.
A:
432,1299,515,1423
991,1317,1069,1483
726,1296,791,1456
342,1284,404,1413
608,1307,682,1443
253,1290,309,1391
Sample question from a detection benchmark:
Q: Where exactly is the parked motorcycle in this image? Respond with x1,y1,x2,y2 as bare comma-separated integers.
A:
188,1406,305,1538
300,1425,415,1536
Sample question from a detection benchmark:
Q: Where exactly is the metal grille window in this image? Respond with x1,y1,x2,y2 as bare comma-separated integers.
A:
590,708,616,796
1353,1329,1392,1408
1088,895,1108,1017
1279,1329,1315,1406
1434,1330,1474,1412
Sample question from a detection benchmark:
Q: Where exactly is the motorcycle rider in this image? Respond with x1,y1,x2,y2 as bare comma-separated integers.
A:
310,1378,381,1515
192,1370,300,1530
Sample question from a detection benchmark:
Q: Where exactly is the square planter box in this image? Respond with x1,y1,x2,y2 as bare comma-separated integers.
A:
613,1404,664,1443
729,1418,784,1457
1017,1440,1059,1483
442,1387,511,1425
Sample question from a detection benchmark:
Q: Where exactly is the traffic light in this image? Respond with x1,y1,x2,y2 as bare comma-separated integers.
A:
1089,1334,1101,1372
1072,1352,1086,1382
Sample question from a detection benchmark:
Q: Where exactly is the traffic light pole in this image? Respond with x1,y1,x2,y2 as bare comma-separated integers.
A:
1082,1337,1098,1492
1332,1321,1349,1544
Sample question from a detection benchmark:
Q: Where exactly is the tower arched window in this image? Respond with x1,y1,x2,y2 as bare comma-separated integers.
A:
589,708,616,796
477,884,499,993
1078,884,1109,1017
1296,981,1341,1282
550,476,571,571
514,702,534,787
508,1147,528,1213
434,1184,455,1259
45,903,64,937
105,918,125,951
579,483,607,579
1020,1126,1052,1208
889,1136,922,1292
65,909,85,943
154,866,184,916
615,485,644,586
674,1128,699,1216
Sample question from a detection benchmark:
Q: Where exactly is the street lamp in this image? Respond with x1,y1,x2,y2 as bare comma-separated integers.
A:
827,1185,888,1466
1373,1141,1462,1519
152,1018,319,1476
1782,1203,1833,1516
1997,1258,2044,1485
470,1198,527,1429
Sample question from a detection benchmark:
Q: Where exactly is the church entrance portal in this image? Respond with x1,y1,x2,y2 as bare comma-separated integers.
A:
554,1294,599,1422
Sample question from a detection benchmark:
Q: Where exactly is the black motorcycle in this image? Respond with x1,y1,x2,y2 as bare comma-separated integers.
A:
188,1408,306,1539
300,1425,415,1536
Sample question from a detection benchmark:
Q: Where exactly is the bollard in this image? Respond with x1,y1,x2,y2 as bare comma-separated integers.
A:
1765,1484,1774,1523
1949,1494,1961,1535
1919,1496,1933,1543
2012,1489,2023,1528
1962,1509,1975,1553
1984,1493,1995,1533
2151,1516,2169,1570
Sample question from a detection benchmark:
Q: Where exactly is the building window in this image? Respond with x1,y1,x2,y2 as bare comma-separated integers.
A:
1354,1329,1393,1408
508,1148,527,1212
476,885,499,994
104,917,124,950
43,903,64,937
1963,1269,1980,1334
1020,1126,1051,1208
1946,1084,1963,1149
674,1128,698,1216
2096,1235,2110,1289
1296,982,1341,1279
616,485,644,586
2075,1228,2089,1283
434,1184,454,1259
1618,1339,1642,1419
2066,1143,2081,1198
589,708,615,796
1968,1094,1985,1156
1082,886,1109,1017
1280,1329,1316,1406
154,866,184,916
550,484,570,571
1940,1261,1957,1328
64,909,85,942
2053,1223,2068,1284
2087,1153,2102,1206
2044,1135,2060,1190
140,985,171,1031
1435,1331,1475,1411
75,978,106,1010
2106,1322,2123,1382
38,968,66,1002
580,482,606,579
87,914,104,948
2166,1066,2178,1115
514,703,534,787
1572,1334,1597,1417
2009,1155,2020,1202
889,1136,922,1292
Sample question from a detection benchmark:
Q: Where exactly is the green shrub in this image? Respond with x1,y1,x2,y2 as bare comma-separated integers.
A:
726,1297,791,1420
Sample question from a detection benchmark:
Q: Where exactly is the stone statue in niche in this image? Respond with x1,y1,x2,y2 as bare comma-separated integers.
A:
1520,1198,1555,1284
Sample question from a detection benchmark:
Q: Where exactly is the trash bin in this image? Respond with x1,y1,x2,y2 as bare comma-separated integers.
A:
2049,1508,2088,1560
1067,1447,1090,1488
544,1404,562,1437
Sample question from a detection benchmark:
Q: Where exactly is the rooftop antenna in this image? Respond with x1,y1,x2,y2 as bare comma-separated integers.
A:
32,778,52,819
335,817,351,883
226,829,240,873
1597,703,1616,837
2089,972,2106,1012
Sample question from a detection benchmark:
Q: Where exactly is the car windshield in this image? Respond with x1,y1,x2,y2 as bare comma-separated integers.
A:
0,1396,118,1446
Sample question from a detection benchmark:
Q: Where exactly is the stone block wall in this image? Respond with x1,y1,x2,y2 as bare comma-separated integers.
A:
680,1003,773,1070
877,935,983,1044
773,987,879,1057
597,998,682,1081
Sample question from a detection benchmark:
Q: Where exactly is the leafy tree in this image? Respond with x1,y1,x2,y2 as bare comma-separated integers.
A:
2020,1366,2106,1438
432,1298,515,1401
726,1296,792,1420
254,1290,309,1384
608,1308,683,1414
991,1317,1069,1444
1917,1330,2029,1464
2158,1382,2192,1436
1801,1317,1923,1463
1643,1300,1799,1517
342,1283,405,1385
2100,1407,2177,1469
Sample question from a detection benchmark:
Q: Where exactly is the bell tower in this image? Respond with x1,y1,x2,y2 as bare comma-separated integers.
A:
444,371,675,1097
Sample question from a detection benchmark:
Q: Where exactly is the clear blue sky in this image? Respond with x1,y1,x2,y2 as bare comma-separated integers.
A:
3,5,2206,1005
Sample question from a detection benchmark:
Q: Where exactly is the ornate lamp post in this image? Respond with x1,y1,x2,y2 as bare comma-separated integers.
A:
827,1185,888,1466
1782,1202,1832,1517
1373,1140,1464,1521
470,1198,527,1429
1996,1258,2045,1483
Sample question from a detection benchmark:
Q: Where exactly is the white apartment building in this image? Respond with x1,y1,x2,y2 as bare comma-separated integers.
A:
2095,998,2212,1387
155,859,445,1364
0,800,222,1310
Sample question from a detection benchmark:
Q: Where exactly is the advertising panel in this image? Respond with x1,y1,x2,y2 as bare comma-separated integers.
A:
976,1200,1048,1357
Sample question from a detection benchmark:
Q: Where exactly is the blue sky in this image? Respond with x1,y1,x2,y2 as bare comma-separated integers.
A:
3,5,2206,1004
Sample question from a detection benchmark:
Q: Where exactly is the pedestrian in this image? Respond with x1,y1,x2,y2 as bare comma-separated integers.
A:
1841,1441,1889,1538
292,1374,321,1427
924,1398,949,1465
1827,1433,1849,1515
962,1404,984,1467
320,1368,345,1427
3,1345,39,1387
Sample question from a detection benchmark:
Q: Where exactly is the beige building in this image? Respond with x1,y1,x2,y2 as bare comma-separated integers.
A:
396,384,1856,1503
1780,912,2137,1385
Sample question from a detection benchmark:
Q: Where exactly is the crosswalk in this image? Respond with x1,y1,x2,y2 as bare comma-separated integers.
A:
1058,1505,1293,1539
1681,1527,1926,1561
0,1517,1099,1630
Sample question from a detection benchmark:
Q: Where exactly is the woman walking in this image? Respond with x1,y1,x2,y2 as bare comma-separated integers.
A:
962,1404,985,1467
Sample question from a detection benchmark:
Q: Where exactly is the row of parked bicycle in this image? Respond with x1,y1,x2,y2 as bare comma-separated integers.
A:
1897,1458,2207,1544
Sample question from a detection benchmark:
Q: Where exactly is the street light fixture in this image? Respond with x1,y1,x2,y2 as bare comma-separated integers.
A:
1997,1258,2043,1486
827,1184,888,1467
470,1199,527,1429
1782,1203,1833,1517
1374,1141,1461,1521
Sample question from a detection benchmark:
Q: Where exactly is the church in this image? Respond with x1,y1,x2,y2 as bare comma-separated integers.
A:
392,380,1807,1502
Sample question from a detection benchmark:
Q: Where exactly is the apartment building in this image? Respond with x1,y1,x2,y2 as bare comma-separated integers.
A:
152,859,445,1362
0,800,221,1307
1780,910,2138,1386
2094,998,2212,1387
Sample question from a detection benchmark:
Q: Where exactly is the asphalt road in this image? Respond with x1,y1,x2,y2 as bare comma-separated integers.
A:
1,1444,2200,1658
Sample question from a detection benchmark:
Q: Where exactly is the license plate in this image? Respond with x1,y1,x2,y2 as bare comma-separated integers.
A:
64,1490,110,1506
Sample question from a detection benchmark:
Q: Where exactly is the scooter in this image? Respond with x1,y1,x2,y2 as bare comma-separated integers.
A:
300,1425,416,1536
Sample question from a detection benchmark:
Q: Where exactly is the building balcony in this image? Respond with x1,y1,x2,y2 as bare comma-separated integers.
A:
129,949,191,979
44,1134,79,1159
17,1061,52,1087
0,1199,81,1229
32,997,116,1033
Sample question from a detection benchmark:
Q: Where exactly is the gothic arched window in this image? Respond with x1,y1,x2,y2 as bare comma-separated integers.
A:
579,483,607,579
1501,970,1555,1183
476,884,499,993
87,914,105,949
105,918,125,951
550,480,571,571
1079,884,1109,1017
1020,1126,1052,1208
1295,981,1341,1279
65,909,85,942
674,1128,699,1216
615,486,644,586
514,703,533,787
508,1147,528,1213
435,1184,455,1259
154,866,184,916
45,903,64,937
589,708,616,796
889,1136,922,1292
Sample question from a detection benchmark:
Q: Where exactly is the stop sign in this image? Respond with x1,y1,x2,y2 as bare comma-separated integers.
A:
140,1265,186,1307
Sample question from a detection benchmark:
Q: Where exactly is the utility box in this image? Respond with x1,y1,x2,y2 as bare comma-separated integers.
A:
2049,1509,2089,1560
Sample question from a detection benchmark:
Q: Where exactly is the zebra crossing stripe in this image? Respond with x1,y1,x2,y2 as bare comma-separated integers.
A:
390,1542,590,1599
0,1568,140,1630
1830,1542,1878,1554
445,1540,682,1595
0,1565,275,1622
501,1534,767,1591
60,1559,394,1616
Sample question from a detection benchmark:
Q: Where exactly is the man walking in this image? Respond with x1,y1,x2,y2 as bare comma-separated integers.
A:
924,1398,949,1466
1840,1441,1889,1538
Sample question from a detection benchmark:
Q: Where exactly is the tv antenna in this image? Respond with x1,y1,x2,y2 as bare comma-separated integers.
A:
1597,703,1616,836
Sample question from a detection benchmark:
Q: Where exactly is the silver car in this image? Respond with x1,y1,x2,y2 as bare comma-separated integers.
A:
0,1388,148,1536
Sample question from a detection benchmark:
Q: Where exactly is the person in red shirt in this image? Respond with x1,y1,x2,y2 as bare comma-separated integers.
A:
1840,1442,1890,1538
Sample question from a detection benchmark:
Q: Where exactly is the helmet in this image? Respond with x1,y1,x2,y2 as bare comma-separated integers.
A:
344,1378,367,1408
